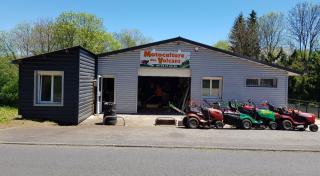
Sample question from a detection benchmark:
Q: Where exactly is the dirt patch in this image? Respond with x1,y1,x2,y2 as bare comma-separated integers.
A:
0,118,58,129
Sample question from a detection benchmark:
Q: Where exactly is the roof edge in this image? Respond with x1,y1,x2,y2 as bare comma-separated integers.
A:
12,46,96,64
98,36,302,76
97,36,183,57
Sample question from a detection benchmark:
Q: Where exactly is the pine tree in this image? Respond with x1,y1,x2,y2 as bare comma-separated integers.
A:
229,13,246,55
246,10,260,58
229,11,261,58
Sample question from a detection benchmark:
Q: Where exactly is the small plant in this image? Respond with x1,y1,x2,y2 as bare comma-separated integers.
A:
0,106,18,123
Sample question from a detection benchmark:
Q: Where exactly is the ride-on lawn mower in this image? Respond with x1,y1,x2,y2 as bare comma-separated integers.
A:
222,100,264,129
236,99,279,130
182,100,224,129
263,101,318,132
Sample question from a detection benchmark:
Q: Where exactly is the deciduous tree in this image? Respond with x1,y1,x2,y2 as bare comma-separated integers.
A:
213,40,230,51
288,2,320,71
114,29,152,48
258,12,285,62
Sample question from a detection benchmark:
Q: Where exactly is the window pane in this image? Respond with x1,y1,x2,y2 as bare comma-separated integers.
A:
261,79,276,88
41,75,51,101
202,80,210,96
53,76,62,102
246,79,259,87
211,80,220,97
211,80,219,88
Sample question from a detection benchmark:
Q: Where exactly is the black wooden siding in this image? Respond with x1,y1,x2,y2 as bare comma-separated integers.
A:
17,47,96,125
78,49,96,123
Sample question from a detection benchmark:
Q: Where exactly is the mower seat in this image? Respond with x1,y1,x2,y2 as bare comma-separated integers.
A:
201,107,210,120
228,101,237,111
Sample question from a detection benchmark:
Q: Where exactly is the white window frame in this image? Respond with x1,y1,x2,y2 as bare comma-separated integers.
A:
34,70,64,106
245,77,277,88
201,77,223,98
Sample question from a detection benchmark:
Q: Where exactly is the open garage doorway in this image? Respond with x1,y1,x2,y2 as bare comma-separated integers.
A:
138,76,190,114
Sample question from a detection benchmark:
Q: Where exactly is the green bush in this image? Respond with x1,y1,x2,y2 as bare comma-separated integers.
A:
0,57,18,106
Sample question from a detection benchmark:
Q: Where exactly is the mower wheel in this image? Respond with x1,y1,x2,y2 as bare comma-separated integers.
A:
188,118,199,129
242,119,252,129
309,124,318,132
182,117,189,128
269,122,278,130
215,121,224,129
282,120,293,130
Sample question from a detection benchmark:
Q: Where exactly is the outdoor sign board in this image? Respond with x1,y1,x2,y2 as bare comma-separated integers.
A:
140,50,190,68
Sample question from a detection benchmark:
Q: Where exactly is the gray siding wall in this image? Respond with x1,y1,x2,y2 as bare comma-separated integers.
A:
98,41,289,113
189,46,288,106
98,51,140,113
78,49,96,122
18,49,79,124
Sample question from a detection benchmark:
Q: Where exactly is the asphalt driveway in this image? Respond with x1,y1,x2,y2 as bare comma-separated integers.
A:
0,114,320,151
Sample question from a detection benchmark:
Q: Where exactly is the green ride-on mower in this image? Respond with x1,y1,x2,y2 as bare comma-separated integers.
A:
217,100,264,129
236,99,279,130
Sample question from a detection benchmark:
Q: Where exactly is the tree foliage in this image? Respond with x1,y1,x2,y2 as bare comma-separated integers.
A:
229,11,260,58
213,40,230,50
0,12,151,105
228,3,320,102
246,10,260,58
113,29,152,48
32,19,56,54
258,12,285,62
0,57,18,106
288,2,320,72
53,12,122,53
229,13,247,55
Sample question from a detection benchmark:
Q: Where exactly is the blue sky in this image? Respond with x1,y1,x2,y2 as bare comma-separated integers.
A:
0,0,317,45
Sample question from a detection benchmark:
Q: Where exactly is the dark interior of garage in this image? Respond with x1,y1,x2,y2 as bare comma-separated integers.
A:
138,76,190,114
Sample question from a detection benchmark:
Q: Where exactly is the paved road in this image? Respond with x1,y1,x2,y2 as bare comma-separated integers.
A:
0,144,319,176
1,125,320,151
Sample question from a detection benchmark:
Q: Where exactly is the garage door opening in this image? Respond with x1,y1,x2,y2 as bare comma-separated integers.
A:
138,76,190,114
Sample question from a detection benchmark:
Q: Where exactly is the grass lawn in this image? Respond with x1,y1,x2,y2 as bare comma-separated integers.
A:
0,106,18,123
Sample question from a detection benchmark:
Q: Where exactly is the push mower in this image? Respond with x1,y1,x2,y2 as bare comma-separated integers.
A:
263,101,318,132
182,100,224,129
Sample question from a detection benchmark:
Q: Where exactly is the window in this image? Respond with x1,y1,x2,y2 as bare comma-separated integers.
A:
202,77,222,97
246,79,259,87
246,78,277,88
34,71,64,106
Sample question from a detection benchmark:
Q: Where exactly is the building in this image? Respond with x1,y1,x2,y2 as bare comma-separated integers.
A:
13,37,299,125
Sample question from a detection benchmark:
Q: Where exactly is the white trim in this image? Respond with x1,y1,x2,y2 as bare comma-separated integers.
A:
96,75,102,114
97,75,116,114
33,70,64,106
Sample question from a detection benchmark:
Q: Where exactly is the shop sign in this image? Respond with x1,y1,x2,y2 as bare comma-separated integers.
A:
140,50,190,68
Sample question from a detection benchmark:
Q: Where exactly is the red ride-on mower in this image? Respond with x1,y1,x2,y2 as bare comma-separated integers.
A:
182,100,224,129
263,101,318,132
